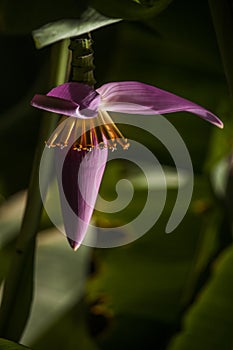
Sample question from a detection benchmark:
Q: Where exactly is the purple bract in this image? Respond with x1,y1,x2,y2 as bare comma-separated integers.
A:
31,81,223,250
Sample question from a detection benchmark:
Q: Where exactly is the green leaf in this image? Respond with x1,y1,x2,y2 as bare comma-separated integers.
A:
21,229,91,344
33,7,122,49
0,338,31,349
85,169,214,348
31,300,100,350
0,240,35,341
133,0,165,6
0,0,86,35
167,244,233,350
91,0,173,20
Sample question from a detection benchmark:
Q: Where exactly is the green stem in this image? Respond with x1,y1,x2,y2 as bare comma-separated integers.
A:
69,33,96,87
0,39,70,341
209,0,233,96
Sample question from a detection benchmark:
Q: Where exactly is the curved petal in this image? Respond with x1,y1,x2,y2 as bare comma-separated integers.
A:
31,92,100,119
97,81,223,128
48,82,93,101
47,82,100,111
31,94,80,117
31,82,100,118
55,145,108,250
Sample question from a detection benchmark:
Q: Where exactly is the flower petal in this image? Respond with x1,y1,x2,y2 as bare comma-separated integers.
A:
55,146,108,250
31,82,100,119
97,81,223,128
31,94,80,117
31,82,100,118
47,82,94,102
48,82,101,112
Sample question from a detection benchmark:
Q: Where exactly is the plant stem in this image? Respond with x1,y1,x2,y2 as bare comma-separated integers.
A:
69,33,96,87
0,39,70,341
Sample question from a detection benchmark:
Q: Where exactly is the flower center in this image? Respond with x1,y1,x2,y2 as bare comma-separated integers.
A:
46,110,129,152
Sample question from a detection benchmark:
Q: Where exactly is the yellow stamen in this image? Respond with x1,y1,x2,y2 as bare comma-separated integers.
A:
57,118,76,148
46,111,130,152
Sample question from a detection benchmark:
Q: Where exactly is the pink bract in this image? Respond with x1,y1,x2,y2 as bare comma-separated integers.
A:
31,81,223,249
32,81,223,128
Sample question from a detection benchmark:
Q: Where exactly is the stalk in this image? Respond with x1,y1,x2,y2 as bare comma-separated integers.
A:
0,39,70,341
69,33,96,87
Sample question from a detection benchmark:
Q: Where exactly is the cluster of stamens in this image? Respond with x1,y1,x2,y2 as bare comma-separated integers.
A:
46,110,129,152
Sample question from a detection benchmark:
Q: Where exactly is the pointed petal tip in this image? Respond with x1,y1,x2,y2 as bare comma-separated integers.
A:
67,238,81,251
212,118,224,129
208,112,224,129
218,121,224,129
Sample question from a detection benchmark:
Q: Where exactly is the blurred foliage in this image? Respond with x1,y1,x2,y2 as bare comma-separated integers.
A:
32,8,122,49
0,0,87,35
0,0,232,349
91,0,173,19
0,0,173,34
167,244,233,350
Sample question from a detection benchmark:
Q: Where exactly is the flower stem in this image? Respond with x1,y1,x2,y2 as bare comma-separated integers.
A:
0,39,70,341
209,0,233,96
69,33,96,87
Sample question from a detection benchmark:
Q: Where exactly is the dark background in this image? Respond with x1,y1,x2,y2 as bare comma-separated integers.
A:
0,1,232,349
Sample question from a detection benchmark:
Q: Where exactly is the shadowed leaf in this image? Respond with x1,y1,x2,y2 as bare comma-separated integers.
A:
0,338,31,349
91,0,173,20
0,0,86,35
33,7,122,49
167,244,233,350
